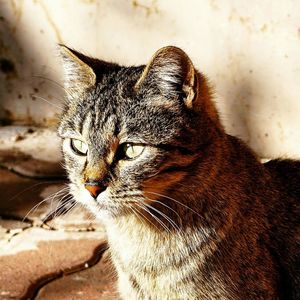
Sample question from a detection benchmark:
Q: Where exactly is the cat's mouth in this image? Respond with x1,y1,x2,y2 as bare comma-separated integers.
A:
85,189,138,216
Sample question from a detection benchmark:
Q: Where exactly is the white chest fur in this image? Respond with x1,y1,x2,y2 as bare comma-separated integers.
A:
105,216,231,300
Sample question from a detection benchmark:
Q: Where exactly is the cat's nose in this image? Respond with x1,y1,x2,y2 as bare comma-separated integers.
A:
84,183,106,198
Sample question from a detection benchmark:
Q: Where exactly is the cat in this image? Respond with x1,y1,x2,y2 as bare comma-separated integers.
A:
58,45,299,300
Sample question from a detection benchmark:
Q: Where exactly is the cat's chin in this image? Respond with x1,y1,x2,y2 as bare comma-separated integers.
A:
87,197,126,221
81,200,117,223
92,207,115,222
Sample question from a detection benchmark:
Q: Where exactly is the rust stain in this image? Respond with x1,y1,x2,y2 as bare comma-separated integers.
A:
80,0,96,3
1,108,59,127
209,0,219,10
228,10,253,33
239,16,251,24
10,0,24,32
38,1,63,43
132,0,160,17
1,94,60,126
260,24,268,32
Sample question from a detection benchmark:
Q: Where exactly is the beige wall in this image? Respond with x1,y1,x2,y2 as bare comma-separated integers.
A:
0,0,299,158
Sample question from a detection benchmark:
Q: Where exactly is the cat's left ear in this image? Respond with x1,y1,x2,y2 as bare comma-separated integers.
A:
135,46,196,108
59,45,96,98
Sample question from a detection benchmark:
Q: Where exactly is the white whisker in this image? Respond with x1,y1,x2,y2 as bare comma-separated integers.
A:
32,94,64,110
32,75,73,98
145,197,183,225
8,181,64,203
144,202,181,232
139,203,171,234
132,204,160,232
23,186,69,222
145,191,203,220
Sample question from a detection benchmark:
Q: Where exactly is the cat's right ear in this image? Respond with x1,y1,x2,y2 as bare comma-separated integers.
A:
135,46,197,109
58,45,96,99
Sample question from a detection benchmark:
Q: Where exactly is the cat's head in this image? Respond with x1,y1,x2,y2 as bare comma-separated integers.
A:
58,45,222,221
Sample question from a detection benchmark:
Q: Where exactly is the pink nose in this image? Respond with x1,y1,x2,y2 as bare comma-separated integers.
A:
85,184,105,198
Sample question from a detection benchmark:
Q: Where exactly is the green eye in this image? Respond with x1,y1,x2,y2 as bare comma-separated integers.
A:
123,143,145,159
70,139,88,155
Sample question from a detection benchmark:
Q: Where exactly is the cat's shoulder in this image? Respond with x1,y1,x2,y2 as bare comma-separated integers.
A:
264,158,300,175
264,158,300,201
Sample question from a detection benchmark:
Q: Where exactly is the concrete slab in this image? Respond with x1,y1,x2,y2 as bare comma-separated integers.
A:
0,126,114,299
35,250,119,300
0,227,107,299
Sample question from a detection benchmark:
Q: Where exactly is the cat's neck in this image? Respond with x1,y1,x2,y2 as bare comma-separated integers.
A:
104,134,265,264
104,135,227,254
105,212,217,269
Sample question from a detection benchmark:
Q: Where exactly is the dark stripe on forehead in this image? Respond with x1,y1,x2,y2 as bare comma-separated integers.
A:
78,110,89,135
70,100,95,135
98,103,117,132
89,88,118,134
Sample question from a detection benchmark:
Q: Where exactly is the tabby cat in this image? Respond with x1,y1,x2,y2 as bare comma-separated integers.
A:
58,45,299,299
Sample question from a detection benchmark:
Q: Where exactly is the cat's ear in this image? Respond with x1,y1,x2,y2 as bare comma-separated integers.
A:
58,45,96,98
135,46,196,108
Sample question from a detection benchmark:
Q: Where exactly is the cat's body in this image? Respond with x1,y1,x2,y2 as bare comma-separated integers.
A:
58,45,299,299
107,137,299,300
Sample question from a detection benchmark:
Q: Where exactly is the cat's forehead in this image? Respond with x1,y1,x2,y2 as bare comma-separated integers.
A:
63,65,185,144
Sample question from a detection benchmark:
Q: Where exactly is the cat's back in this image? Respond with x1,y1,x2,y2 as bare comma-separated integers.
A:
225,137,300,299
264,159,300,300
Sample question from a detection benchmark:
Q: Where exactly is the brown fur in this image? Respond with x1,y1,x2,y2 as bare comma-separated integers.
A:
59,45,300,300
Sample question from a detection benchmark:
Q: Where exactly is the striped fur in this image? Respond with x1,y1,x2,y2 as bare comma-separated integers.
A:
59,46,299,299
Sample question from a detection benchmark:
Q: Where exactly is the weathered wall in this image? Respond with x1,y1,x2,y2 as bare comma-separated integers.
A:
0,0,299,158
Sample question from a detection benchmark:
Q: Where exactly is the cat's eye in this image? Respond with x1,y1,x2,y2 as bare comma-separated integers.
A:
122,143,145,159
70,138,88,155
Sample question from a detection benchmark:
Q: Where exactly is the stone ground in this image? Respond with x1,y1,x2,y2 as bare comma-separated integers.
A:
0,126,119,300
